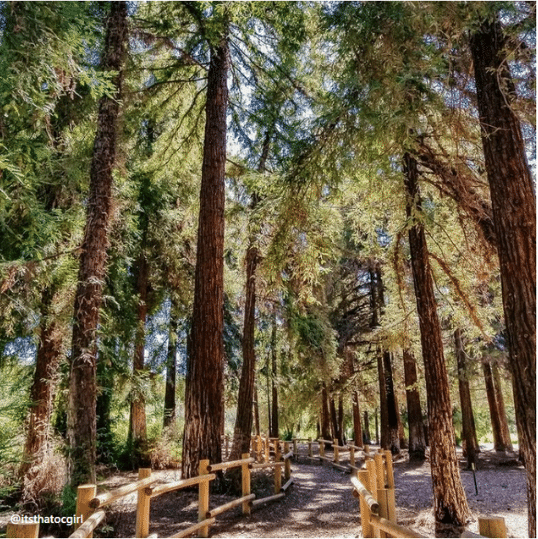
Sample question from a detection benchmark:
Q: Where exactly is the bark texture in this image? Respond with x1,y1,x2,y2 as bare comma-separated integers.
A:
483,360,505,452
270,313,279,439
404,152,470,535
163,305,179,428
454,329,479,468
182,36,229,478
20,288,63,479
492,363,513,452
67,1,127,486
383,351,400,454
352,391,363,448
471,20,536,536
402,349,426,462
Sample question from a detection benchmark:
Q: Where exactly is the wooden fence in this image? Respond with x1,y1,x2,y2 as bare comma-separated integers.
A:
6,438,509,539
8,440,293,539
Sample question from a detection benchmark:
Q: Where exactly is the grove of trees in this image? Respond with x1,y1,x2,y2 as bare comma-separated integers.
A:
0,2,534,537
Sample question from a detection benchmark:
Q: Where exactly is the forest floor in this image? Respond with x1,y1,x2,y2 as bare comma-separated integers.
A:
98,445,527,538
0,446,527,538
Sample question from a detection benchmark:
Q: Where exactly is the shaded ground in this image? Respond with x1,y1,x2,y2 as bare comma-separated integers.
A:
0,445,528,538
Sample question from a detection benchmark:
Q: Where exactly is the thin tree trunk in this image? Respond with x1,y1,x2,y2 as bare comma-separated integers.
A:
253,384,260,436
229,243,258,460
471,20,536,536
19,288,63,479
492,363,513,452
338,395,344,444
67,1,127,486
129,254,148,463
352,391,363,448
483,360,505,452
402,349,426,462
383,351,400,454
374,408,379,445
229,129,271,460
270,312,279,439
182,33,229,479
363,410,371,445
404,152,470,535
163,303,179,429
395,391,407,449
454,329,479,468
377,353,389,449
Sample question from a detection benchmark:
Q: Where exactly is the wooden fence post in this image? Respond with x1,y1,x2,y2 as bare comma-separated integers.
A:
274,462,282,494
350,446,355,468
333,439,339,464
478,517,507,538
377,488,396,538
358,469,372,538
198,459,210,538
76,484,96,536
374,452,385,488
383,450,394,489
366,460,379,538
308,438,313,458
135,468,151,538
319,439,325,461
257,436,262,462
364,444,370,459
284,442,291,480
241,453,251,516
6,522,39,538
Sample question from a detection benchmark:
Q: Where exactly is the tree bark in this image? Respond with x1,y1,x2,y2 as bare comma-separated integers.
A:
163,303,179,429
383,351,400,454
128,254,148,463
404,152,470,535
229,244,258,460
182,34,229,479
492,363,513,452
363,410,371,445
67,1,127,486
377,353,389,449
253,384,260,436
352,391,363,448
454,329,479,469
402,349,426,462
483,360,505,452
19,288,63,479
470,19,536,536
270,311,279,439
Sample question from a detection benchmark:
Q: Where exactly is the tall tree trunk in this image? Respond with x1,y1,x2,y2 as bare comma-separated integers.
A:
352,391,363,447
395,391,407,449
129,254,148,464
492,363,513,452
253,384,260,436
383,351,400,454
374,408,379,445
483,360,505,452
470,20,536,536
329,396,338,441
67,1,127,486
229,244,258,460
338,395,344,444
229,129,271,460
363,410,371,445
454,329,479,468
404,152,470,535
182,34,229,479
402,349,426,462
377,353,389,449
19,288,63,479
163,303,179,429
270,312,279,438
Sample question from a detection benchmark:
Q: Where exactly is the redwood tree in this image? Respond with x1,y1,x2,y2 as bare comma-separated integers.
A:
470,18,536,535
67,1,128,486
404,152,470,535
182,23,229,478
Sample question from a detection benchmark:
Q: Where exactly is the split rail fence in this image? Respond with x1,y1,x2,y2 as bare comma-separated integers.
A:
7,438,293,539
7,437,509,539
